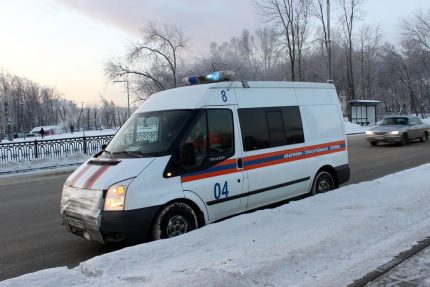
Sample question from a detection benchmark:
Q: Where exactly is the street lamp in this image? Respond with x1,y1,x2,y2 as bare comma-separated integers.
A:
113,80,130,118
327,0,333,83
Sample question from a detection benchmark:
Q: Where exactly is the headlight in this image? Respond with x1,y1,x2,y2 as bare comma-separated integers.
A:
390,131,399,135
365,131,374,135
104,179,134,211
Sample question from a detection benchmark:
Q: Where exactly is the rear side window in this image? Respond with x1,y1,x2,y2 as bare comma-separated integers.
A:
239,106,304,151
266,111,287,147
282,107,305,144
238,109,270,151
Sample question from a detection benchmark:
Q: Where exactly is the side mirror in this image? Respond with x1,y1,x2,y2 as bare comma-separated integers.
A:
94,144,108,158
181,143,196,166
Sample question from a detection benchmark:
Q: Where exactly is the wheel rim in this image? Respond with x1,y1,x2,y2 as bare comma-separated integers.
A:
316,174,334,193
166,215,188,237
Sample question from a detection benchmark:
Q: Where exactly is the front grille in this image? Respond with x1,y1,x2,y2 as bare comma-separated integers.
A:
61,185,103,214
374,132,387,135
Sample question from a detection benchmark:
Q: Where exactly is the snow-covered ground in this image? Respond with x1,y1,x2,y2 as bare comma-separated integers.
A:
2,163,430,287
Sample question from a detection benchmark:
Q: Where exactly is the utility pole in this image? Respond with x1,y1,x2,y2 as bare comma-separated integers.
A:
78,102,84,133
4,101,12,141
327,0,333,83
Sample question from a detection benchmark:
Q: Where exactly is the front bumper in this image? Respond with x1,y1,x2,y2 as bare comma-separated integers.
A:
366,135,401,143
62,207,162,244
61,185,162,243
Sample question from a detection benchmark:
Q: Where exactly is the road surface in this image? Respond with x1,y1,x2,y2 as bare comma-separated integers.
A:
1,135,429,281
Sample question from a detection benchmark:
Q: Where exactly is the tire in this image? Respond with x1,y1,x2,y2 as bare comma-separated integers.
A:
370,141,377,146
420,132,428,142
310,171,335,196
152,202,199,240
399,134,408,146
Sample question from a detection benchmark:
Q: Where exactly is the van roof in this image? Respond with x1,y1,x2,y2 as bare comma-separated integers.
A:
136,81,336,113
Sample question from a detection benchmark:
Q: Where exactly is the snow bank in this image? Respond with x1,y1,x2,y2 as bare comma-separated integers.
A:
344,120,369,134
0,154,90,176
2,164,430,287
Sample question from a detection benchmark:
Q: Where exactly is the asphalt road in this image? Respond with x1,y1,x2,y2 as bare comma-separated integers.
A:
1,135,430,281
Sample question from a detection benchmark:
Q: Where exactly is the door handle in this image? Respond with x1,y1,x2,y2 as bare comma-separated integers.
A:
237,158,243,169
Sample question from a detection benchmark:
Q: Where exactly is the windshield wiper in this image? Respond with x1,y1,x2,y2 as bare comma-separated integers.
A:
112,151,145,158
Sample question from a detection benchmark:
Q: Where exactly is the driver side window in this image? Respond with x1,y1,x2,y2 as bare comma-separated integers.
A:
176,109,234,171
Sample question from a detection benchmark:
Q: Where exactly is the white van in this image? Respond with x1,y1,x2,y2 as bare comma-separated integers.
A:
60,71,349,243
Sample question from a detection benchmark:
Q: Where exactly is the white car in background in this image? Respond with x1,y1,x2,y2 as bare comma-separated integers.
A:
366,116,430,146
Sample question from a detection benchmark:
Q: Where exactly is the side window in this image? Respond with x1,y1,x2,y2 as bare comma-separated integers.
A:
239,106,304,152
411,118,422,125
180,112,208,169
175,109,234,172
282,107,304,144
266,111,287,147
238,108,270,151
207,109,234,155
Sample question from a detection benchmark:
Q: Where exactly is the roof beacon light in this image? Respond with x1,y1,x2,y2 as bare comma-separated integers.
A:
182,70,235,86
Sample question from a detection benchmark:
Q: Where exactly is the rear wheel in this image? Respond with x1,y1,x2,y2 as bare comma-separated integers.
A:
152,202,199,240
310,171,335,196
420,132,428,142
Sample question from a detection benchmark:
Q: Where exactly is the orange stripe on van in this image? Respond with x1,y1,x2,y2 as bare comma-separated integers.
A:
67,164,92,187
180,140,346,183
83,165,110,189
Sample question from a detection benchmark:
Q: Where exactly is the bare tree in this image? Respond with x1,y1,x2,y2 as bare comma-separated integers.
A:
338,0,362,101
358,25,382,99
400,9,430,53
254,0,312,81
106,22,188,100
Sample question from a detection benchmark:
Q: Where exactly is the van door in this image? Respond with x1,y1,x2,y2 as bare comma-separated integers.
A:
238,106,309,210
178,107,246,221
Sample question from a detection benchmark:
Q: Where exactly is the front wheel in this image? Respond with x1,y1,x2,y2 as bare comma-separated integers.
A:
310,171,335,196
399,134,408,146
152,202,199,240
420,132,428,142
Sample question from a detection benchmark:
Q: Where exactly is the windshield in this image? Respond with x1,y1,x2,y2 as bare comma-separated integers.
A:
380,117,409,126
105,110,192,158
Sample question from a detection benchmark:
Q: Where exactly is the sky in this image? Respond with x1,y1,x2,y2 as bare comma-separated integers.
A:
0,0,429,107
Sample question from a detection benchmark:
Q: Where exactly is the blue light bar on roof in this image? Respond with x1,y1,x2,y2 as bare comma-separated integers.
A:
182,70,235,86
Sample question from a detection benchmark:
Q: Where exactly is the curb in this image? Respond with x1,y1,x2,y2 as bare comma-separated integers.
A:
347,132,365,136
348,236,430,287
0,163,82,176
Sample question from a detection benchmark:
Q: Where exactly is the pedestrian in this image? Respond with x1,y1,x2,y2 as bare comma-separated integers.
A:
40,128,45,139
70,125,74,134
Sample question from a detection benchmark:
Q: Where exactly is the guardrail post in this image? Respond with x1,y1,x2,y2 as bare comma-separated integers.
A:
83,136,87,154
34,139,38,158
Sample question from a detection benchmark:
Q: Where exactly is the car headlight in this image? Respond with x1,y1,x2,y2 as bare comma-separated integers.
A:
365,131,374,135
390,131,399,135
104,179,134,211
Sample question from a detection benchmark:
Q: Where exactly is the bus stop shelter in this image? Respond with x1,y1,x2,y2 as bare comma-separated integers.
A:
349,100,380,125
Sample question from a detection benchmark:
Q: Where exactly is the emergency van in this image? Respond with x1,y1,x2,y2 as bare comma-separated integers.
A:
60,71,349,243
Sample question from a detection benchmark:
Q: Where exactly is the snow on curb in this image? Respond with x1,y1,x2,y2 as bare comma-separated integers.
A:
0,154,89,176
2,164,430,287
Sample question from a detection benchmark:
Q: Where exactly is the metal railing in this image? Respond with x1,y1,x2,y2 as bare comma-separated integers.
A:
0,135,114,163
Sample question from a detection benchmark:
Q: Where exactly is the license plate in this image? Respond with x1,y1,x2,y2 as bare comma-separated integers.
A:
65,216,85,229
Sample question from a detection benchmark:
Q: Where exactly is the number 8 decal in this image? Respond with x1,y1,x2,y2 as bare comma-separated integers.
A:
221,90,227,102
